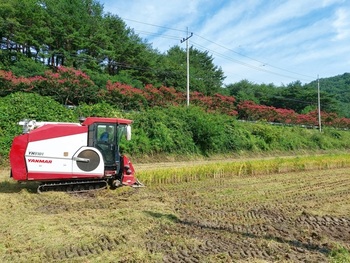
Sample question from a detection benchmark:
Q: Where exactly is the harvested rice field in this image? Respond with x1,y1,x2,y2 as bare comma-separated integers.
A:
0,160,349,262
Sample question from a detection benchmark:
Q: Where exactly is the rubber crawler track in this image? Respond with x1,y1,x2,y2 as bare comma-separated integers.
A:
37,180,108,193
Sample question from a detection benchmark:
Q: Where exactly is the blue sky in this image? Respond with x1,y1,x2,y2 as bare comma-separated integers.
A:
99,0,350,86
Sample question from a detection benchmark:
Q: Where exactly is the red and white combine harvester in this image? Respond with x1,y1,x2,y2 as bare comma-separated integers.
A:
10,117,142,193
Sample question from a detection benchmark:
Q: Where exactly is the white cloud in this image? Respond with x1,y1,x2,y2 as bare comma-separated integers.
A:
100,0,350,85
332,8,350,40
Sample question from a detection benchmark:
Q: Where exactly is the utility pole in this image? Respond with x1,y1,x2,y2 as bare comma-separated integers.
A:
317,75,322,132
181,28,193,106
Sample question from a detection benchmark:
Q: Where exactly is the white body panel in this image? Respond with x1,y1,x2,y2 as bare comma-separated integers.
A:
25,133,104,177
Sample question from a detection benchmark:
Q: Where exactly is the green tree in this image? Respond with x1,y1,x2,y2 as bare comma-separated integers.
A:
41,0,103,67
158,46,226,95
226,79,278,105
13,0,50,60
0,0,21,66
227,79,260,103
268,81,339,114
93,13,160,85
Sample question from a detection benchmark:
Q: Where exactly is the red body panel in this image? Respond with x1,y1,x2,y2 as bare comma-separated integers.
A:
121,155,136,185
28,124,86,142
82,117,132,126
10,134,28,181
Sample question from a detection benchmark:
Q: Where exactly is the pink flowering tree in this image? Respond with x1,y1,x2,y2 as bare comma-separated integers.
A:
0,67,98,105
0,70,45,96
39,66,98,105
274,108,298,124
237,101,277,121
103,81,148,110
191,92,237,116
142,84,165,107
236,100,350,129
211,94,237,116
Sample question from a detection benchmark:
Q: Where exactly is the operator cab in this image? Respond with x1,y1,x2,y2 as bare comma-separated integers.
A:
96,124,117,166
85,118,132,175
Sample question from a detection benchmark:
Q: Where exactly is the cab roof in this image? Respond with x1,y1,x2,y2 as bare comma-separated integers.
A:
82,117,132,126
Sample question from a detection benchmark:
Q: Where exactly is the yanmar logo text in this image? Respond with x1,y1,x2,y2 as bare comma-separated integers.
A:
28,159,52,164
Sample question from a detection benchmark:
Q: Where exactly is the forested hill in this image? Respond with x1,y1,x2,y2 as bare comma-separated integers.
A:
307,73,350,97
226,73,350,118
0,0,349,117
305,73,350,117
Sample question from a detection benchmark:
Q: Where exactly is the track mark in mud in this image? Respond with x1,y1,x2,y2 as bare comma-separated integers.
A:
144,186,350,263
44,235,127,260
147,169,350,262
146,221,330,263
296,212,350,243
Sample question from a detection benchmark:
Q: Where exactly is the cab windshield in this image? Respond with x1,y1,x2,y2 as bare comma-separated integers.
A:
116,125,128,143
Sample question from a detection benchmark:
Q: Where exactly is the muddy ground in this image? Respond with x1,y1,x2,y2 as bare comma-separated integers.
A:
142,170,350,263
1,167,349,262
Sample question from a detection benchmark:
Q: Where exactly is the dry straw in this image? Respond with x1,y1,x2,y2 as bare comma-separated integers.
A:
137,154,350,185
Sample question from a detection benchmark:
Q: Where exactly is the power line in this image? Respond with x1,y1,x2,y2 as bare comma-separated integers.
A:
121,18,186,33
191,41,313,82
134,30,181,41
194,34,316,81
130,27,316,83
116,18,317,83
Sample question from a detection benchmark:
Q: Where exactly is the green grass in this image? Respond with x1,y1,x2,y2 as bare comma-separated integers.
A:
330,246,350,263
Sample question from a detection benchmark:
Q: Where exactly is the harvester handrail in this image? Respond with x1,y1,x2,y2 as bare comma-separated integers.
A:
19,119,80,133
